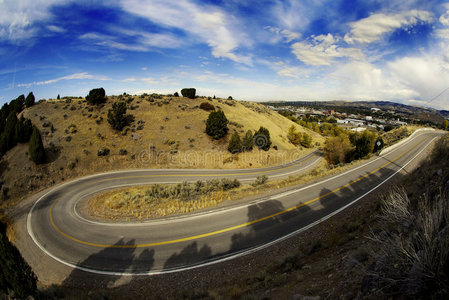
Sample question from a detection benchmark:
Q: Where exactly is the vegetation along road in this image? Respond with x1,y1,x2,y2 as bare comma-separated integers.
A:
25,130,442,276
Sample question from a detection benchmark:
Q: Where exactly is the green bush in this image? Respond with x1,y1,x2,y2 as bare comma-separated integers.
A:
86,88,106,105
228,131,242,153
351,130,377,159
97,148,110,156
107,101,134,131
252,175,268,186
181,88,196,99
205,110,228,140
28,126,46,164
323,135,354,165
242,130,254,151
254,126,271,151
0,222,37,298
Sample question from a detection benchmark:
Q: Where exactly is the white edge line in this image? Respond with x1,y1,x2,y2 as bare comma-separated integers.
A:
25,133,438,276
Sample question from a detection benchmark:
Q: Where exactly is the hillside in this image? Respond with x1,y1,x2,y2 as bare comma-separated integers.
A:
0,94,323,207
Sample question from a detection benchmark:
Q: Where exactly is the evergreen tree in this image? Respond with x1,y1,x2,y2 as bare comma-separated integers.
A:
205,110,229,140
28,126,46,164
15,116,33,143
228,131,242,153
0,103,9,135
242,130,254,151
181,88,196,99
9,95,24,114
57,94,60,100
0,222,37,298
2,111,18,151
107,102,132,131
254,126,272,151
173,92,179,97
25,92,35,108
86,88,106,105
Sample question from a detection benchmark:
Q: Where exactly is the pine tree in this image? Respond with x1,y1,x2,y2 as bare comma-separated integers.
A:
57,94,60,100
2,111,17,151
28,126,46,164
25,92,35,108
242,130,254,151
205,110,229,140
0,222,37,298
107,102,131,131
228,131,242,153
254,126,271,151
15,116,33,143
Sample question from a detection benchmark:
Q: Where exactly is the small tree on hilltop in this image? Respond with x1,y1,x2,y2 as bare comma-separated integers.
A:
25,92,35,108
173,92,179,97
107,101,133,131
28,126,46,164
206,110,228,140
86,88,106,105
228,131,242,153
181,88,196,99
242,130,254,151
254,126,271,151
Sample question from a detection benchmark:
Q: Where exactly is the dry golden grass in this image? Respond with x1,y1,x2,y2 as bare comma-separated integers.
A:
88,185,233,220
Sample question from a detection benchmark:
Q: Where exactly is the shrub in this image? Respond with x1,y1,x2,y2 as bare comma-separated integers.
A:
242,130,254,151
205,110,228,140
254,126,271,151
252,175,268,186
173,92,179,97
86,88,106,105
181,88,196,99
28,126,46,164
25,92,35,108
323,135,353,165
228,131,242,153
351,130,377,159
0,222,37,298
107,101,134,131
97,148,110,156
199,102,215,111
287,125,302,146
119,149,127,155
300,132,312,148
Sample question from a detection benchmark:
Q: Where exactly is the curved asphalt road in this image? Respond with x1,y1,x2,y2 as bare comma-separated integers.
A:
27,130,443,275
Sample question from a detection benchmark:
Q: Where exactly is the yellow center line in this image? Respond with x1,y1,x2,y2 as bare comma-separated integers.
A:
49,139,423,249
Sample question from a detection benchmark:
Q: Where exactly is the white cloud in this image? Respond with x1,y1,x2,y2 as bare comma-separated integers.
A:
141,67,147,71
265,26,301,43
440,4,449,26
122,77,136,82
17,72,110,88
119,0,251,65
47,25,66,33
344,9,433,44
80,30,181,52
292,34,364,66
0,0,71,42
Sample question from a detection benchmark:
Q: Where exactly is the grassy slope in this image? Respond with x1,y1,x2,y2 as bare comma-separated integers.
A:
0,95,323,208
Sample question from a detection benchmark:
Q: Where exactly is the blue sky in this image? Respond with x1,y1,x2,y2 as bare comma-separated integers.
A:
1,0,449,109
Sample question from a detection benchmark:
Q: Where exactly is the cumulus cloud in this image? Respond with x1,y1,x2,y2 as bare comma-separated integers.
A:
344,9,433,44
291,34,364,66
46,25,66,33
118,0,252,65
17,72,109,88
